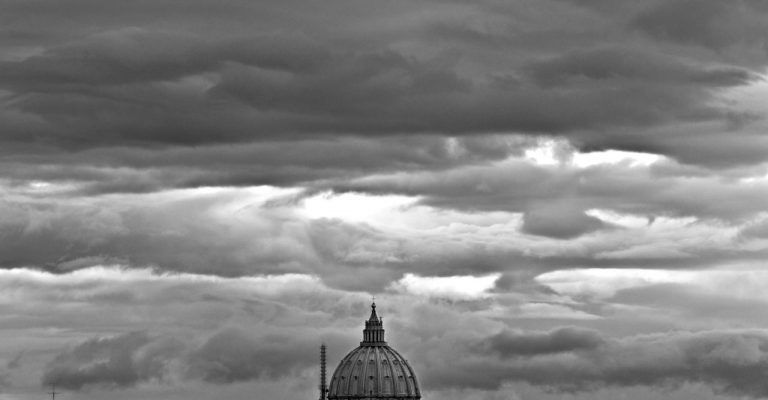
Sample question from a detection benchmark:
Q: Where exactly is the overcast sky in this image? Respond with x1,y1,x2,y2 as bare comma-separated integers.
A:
2,1,768,400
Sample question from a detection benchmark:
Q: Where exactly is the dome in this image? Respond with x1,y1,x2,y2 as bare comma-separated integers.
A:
327,302,421,400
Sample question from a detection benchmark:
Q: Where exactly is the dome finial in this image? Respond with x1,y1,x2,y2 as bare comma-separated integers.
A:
368,296,378,322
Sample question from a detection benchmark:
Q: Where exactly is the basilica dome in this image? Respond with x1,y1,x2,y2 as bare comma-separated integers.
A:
326,302,421,400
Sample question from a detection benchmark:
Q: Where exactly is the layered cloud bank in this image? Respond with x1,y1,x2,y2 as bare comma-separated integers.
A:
41,324,768,398
5,266,768,400
2,1,768,400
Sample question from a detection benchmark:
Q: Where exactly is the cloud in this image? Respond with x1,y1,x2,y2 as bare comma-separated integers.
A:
0,135,522,195
425,329,768,397
6,352,24,369
521,202,608,239
2,169,766,289
389,273,500,299
0,1,762,159
332,148,768,223
41,332,184,390
475,327,605,357
18,264,768,399
186,329,317,383
526,47,757,87
1,2,768,398
40,329,320,389
632,0,768,51
739,215,768,239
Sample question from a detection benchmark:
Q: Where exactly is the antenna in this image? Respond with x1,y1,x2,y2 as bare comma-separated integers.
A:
319,344,327,400
48,385,60,400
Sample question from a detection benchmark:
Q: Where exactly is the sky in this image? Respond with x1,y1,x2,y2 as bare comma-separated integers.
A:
1,0,768,399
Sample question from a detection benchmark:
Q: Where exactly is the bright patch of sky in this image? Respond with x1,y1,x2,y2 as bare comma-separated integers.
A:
0,266,321,298
299,191,419,226
390,273,501,299
536,267,768,301
524,139,661,168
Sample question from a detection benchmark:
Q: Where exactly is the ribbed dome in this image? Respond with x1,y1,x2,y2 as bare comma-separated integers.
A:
327,303,421,400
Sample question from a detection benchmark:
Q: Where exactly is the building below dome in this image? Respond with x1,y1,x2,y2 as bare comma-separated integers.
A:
319,301,421,400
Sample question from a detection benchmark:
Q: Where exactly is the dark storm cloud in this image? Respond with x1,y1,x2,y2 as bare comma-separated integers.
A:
0,135,521,194
526,47,757,87
632,0,768,51
476,327,604,357
0,0,763,165
424,329,768,398
0,29,326,87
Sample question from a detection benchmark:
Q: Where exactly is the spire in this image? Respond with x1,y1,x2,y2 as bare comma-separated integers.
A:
361,299,386,346
319,344,327,400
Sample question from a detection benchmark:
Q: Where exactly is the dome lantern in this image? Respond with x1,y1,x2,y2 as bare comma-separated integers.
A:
362,301,386,345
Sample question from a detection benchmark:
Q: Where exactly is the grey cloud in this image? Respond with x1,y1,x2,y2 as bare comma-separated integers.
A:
609,283,768,324
578,123,768,169
3,159,763,288
40,329,328,389
0,29,327,88
0,0,760,155
333,157,768,222
632,0,768,50
476,327,604,357
492,271,558,296
424,330,768,397
0,191,416,291
0,135,520,194
526,47,758,87
740,218,768,239
41,332,185,390
521,203,608,239
6,352,23,369
186,329,317,383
